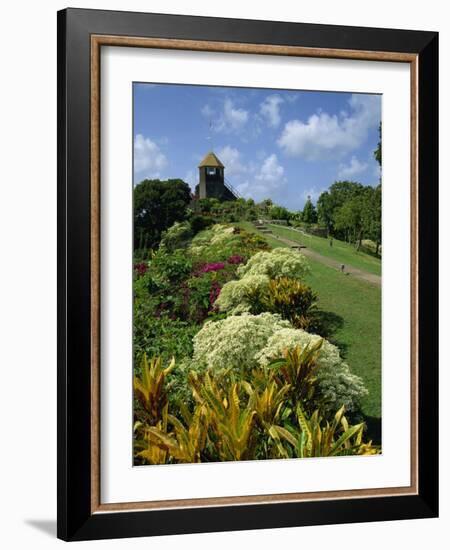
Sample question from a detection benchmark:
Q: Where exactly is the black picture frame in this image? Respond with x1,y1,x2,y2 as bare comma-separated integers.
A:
57,7,438,541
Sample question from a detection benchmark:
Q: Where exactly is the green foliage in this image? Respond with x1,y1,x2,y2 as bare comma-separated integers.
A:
247,276,318,330
134,354,175,426
271,404,378,458
160,221,193,251
190,214,214,234
134,178,192,251
189,224,267,263
269,204,291,221
133,313,199,365
144,405,209,463
134,356,378,465
147,246,193,285
316,181,381,252
267,343,322,410
374,123,382,167
302,196,318,224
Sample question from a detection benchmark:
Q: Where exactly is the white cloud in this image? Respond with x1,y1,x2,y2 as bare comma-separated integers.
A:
214,99,249,133
201,104,214,118
237,153,286,201
134,134,167,178
256,154,285,183
337,156,368,179
260,95,284,128
216,146,246,176
277,94,380,160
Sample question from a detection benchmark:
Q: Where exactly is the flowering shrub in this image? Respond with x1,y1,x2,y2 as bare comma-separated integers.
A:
237,247,310,280
192,313,291,376
193,262,226,276
191,312,367,415
189,225,241,261
256,328,368,414
215,274,270,314
227,255,245,265
189,225,268,263
134,262,148,277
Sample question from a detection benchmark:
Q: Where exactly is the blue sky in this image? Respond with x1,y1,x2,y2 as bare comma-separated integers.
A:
133,83,381,210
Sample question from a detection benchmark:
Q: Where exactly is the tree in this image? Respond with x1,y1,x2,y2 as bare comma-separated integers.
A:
269,204,291,221
317,191,333,235
134,178,192,250
374,123,382,167
302,196,318,224
362,185,382,255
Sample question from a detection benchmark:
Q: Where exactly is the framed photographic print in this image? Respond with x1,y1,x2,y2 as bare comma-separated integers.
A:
57,8,438,541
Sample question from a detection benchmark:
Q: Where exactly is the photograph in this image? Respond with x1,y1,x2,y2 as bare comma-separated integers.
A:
132,83,383,466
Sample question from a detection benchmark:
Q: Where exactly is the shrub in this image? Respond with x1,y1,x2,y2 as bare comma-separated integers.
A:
134,354,175,426
249,277,318,330
227,254,245,265
192,313,291,377
133,313,199,366
270,404,378,459
189,224,268,263
215,274,270,314
160,221,193,251
193,262,226,275
134,356,379,465
237,247,310,279
190,214,213,234
256,328,368,415
148,246,192,285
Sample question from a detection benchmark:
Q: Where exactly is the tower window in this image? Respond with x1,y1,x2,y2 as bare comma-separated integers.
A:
206,167,216,175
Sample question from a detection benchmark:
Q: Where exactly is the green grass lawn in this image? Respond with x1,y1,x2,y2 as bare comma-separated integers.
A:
237,221,381,438
268,224,382,276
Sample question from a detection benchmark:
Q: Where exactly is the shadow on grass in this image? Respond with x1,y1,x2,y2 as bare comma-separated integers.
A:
314,310,349,356
315,310,344,337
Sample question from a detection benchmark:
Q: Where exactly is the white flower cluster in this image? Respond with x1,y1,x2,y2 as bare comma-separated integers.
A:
216,246,310,314
236,247,310,279
256,328,368,414
215,274,269,314
192,313,368,414
192,313,290,375
189,224,237,257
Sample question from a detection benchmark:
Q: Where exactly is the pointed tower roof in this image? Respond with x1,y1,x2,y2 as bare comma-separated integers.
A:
198,151,224,168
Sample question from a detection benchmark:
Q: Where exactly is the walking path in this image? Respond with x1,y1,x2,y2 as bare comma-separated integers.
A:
260,229,381,287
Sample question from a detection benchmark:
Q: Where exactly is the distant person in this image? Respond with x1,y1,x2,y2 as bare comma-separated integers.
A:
340,264,345,273
329,237,333,247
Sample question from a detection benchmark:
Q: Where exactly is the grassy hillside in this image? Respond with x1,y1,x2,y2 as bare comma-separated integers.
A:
268,224,382,276
237,221,381,435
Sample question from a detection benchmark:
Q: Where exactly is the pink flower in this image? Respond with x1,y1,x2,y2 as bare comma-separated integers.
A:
193,262,226,276
227,255,245,265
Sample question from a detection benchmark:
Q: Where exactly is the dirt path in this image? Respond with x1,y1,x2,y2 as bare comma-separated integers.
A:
265,231,381,287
